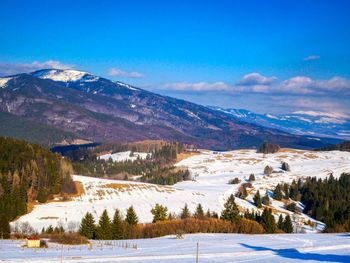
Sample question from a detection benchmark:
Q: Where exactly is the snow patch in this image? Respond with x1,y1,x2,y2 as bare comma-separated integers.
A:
99,151,148,162
0,77,12,88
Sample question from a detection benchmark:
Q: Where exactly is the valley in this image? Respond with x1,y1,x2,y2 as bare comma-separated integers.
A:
13,148,350,233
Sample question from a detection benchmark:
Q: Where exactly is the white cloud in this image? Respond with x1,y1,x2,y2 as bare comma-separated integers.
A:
0,60,73,76
292,110,349,119
304,55,320,61
278,76,316,94
237,73,277,86
162,81,230,91
107,68,143,78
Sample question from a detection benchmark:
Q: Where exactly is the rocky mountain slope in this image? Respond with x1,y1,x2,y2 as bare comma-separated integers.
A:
0,69,338,149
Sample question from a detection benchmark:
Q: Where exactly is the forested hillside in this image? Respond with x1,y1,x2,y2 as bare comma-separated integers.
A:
0,136,75,221
70,141,190,185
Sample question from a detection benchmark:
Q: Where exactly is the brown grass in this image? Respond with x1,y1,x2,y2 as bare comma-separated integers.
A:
49,233,89,245
176,152,200,162
279,148,305,153
102,183,176,193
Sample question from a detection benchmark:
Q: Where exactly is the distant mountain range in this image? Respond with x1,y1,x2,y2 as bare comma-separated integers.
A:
0,69,339,149
211,107,350,141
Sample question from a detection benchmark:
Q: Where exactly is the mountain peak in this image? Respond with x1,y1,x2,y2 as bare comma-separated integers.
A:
31,69,99,83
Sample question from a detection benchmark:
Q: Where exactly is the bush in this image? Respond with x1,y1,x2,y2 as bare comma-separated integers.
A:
264,166,273,175
285,202,297,212
248,174,255,181
49,233,89,245
228,177,240,184
281,162,291,172
258,143,280,154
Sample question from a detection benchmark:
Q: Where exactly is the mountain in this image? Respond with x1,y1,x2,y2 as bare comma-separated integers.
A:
0,69,339,149
211,107,350,141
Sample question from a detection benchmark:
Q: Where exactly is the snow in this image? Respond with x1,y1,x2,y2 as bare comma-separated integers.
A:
0,77,12,88
33,69,93,82
98,151,148,162
115,81,139,91
266,114,279,120
1,233,350,262
12,149,350,233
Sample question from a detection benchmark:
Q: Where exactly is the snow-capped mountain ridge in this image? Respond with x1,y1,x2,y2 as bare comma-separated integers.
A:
32,69,98,83
211,106,350,140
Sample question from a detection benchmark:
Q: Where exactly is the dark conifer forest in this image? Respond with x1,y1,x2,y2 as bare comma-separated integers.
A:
0,136,75,222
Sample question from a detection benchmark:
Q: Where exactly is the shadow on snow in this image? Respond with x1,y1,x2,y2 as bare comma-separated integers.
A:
239,243,350,263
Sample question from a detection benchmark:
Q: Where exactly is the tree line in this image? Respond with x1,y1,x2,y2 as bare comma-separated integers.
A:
74,194,292,240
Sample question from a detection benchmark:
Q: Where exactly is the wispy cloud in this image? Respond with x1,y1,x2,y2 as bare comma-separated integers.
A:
304,55,320,61
0,60,73,76
107,68,143,78
161,81,229,91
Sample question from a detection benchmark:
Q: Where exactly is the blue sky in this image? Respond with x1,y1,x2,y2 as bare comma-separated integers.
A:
1,0,350,115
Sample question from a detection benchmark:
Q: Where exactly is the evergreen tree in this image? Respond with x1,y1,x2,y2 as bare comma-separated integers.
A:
96,209,112,240
220,194,239,222
253,190,262,208
125,206,138,225
180,203,191,219
277,214,284,230
194,204,205,220
282,183,290,199
151,204,168,223
0,215,10,239
248,174,255,181
264,165,273,175
262,191,270,206
281,162,291,171
37,185,47,203
272,184,283,200
79,212,96,239
111,209,124,240
46,225,54,234
261,208,276,233
283,214,293,233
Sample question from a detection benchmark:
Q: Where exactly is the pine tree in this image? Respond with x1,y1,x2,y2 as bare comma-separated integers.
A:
248,173,255,181
0,214,10,239
262,191,270,206
281,162,291,171
151,204,168,223
283,214,293,233
180,203,191,219
272,184,283,200
220,194,239,222
253,190,262,208
96,209,112,240
261,208,276,233
46,225,54,234
37,185,47,203
277,214,284,230
194,204,205,220
264,165,273,175
79,212,96,239
125,206,138,225
111,209,124,239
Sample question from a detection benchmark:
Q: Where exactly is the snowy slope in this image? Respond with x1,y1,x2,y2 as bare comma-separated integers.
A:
13,149,350,232
98,151,149,162
32,69,98,82
1,233,350,262
0,77,12,88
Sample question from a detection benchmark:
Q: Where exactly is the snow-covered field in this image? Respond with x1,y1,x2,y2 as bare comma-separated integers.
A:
13,149,350,232
98,151,148,162
1,233,350,262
